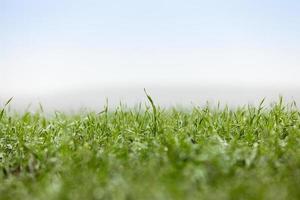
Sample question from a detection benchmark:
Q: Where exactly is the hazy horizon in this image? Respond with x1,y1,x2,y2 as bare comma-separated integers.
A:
1,84,299,112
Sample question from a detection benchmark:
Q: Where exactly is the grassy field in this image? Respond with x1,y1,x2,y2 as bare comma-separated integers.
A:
0,96,300,200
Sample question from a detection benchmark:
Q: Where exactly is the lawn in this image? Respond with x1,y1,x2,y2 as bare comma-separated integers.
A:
0,97,300,200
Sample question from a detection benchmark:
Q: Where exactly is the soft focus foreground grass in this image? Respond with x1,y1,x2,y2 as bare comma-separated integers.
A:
0,99,300,200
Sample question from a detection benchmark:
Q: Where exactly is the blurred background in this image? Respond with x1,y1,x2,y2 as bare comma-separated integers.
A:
1,0,300,111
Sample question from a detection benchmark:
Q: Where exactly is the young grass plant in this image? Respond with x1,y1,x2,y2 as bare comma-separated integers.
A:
0,97,299,200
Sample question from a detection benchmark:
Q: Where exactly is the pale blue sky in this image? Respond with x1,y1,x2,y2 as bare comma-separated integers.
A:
1,0,300,96
2,0,300,48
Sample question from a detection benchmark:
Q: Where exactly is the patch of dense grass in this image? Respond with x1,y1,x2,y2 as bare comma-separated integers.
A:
0,98,300,200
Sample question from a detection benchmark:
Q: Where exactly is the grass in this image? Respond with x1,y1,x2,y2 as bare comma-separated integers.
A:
0,96,300,200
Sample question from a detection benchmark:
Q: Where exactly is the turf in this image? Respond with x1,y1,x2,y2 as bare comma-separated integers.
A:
0,97,300,200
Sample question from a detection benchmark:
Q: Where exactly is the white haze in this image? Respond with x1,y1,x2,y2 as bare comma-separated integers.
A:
1,46,300,111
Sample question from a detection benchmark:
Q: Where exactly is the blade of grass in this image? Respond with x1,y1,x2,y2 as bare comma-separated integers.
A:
0,97,13,121
144,88,157,135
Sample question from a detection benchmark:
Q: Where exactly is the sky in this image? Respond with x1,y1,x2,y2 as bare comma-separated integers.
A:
1,0,300,108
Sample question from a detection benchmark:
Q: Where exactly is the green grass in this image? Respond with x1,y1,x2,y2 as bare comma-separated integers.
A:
0,97,300,200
